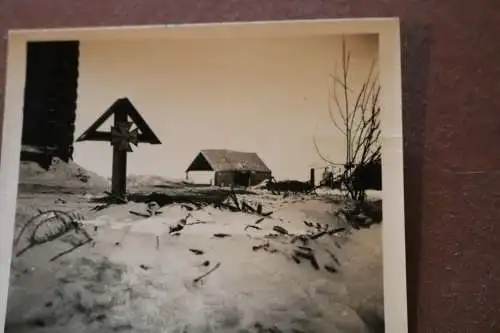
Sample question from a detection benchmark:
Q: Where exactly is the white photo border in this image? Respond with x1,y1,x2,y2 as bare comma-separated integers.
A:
0,17,406,332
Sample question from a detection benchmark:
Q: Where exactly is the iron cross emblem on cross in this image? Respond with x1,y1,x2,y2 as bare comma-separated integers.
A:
111,121,140,152
76,98,161,199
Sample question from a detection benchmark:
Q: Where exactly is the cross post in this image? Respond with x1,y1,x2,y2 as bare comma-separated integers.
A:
111,110,128,197
75,98,162,201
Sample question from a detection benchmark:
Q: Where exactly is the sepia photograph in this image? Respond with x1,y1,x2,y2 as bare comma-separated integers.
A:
0,19,405,333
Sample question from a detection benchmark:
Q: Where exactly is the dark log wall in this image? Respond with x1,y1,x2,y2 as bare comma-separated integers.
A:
1,1,500,332
251,171,272,186
214,171,271,187
215,171,234,187
22,41,79,163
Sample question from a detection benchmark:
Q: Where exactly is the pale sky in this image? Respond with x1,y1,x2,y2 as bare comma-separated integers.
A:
73,34,378,181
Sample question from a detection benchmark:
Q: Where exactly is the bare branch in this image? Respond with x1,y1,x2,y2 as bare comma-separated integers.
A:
333,76,354,93
327,76,347,136
314,36,381,201
330,73,347,125
349,81,369,141
312,135,335,165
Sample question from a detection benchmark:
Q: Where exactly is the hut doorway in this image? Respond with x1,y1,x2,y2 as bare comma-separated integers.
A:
234,171,250,187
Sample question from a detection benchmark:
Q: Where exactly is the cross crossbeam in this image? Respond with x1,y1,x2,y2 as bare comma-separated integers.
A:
76,98,161,198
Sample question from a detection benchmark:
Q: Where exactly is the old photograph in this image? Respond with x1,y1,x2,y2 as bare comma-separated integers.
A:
1,21,400,333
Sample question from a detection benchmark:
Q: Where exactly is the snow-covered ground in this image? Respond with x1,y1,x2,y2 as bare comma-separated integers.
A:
6,167,383,333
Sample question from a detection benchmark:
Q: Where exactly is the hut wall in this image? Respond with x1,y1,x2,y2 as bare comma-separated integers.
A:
186,171,216,185
214,171,234,187
250,171,272,186
214,170,271,187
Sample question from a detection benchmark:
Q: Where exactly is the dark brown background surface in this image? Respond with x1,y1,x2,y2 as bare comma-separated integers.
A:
1,1,500,332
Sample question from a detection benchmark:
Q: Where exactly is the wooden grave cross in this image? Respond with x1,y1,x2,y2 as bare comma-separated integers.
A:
76,98,161,199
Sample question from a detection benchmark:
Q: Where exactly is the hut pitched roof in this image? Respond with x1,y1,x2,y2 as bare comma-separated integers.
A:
186,149,271,173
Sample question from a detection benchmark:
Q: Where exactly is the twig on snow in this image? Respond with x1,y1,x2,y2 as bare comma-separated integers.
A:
193,262,221,284
213,233,231,238
189,249,204,255
273,226,289,235
129,211,150,218
185,220,215,226
255,217,265,224
244,225,262,231
49,239,92,262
